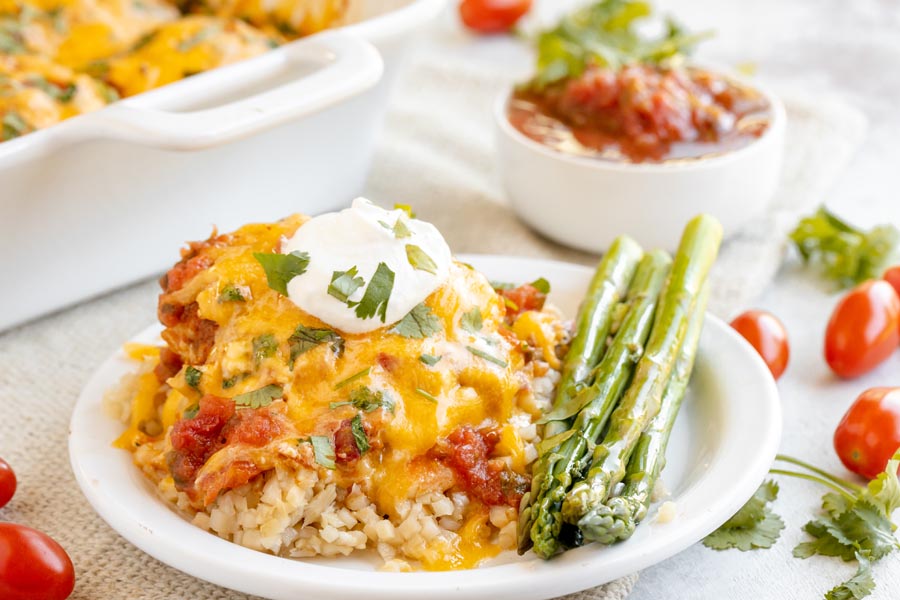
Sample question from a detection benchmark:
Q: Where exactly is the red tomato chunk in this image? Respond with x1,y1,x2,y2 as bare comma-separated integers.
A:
440,427,528,508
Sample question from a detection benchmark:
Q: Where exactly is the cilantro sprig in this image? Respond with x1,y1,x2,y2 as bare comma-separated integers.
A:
526,0,712,90
329,386,395,413
705,452,900,600
329,267,365,303
790,206,900,289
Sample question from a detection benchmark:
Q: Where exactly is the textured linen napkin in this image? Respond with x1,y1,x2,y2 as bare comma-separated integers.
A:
0,52,866,600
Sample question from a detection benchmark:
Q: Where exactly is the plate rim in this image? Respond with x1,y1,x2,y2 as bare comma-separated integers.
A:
69,254,782,600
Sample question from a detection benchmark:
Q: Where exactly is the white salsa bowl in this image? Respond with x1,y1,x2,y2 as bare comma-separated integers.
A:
495,73,786,253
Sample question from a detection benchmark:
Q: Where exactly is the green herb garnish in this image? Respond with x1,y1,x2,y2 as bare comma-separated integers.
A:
218,284,246,303
288,325,344,362
527,0,711,90
328,266,365,303
252,333,277,364
490,280,515,291
2,112,28,141
352,262,394,322
415,388,438,403
393,218,412,238
790,206,900,289
391,303,441,339
222,373,247,389
330,386,394,413
461,307,483,333
233,384,283,409
466,346,508,368
334,367,371,390
183,403,200,419
419,354,442,366
703,480,784,551
705,452,900,600
185,366,202,389
254,250,310,296
310,435,335,469
530,277,551,294
350,414,370,454
406,245,438,274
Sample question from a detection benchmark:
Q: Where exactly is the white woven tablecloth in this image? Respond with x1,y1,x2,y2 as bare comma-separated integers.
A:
3,1,897,598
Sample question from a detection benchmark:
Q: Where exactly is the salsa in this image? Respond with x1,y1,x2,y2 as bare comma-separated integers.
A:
509,64,771,164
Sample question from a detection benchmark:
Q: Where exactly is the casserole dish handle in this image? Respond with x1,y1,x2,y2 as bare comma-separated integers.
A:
90,31,383,151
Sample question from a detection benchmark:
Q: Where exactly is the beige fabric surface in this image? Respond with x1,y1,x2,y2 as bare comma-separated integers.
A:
0,51,866,600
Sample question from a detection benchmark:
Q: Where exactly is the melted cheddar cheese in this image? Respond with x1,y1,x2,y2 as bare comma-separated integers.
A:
113,214,568,570
0,0,348,141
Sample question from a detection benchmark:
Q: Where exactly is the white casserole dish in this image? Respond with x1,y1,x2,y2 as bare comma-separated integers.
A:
0,0,447,332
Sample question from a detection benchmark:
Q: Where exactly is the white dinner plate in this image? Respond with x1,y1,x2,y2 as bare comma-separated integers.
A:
69,255,782,600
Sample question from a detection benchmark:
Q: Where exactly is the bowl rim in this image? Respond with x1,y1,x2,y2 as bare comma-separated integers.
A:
494,64,787,174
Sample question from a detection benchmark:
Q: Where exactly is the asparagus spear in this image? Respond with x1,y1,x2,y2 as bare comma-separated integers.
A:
542,235,644,439
523,250,673,558
562,214,722,524
578,283,710,544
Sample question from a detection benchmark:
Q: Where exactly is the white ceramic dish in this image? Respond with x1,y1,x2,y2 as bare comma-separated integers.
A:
0,0,447,332
495,75,787,253
70,254,782,600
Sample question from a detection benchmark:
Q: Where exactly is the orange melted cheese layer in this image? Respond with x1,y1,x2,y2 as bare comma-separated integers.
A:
163,217,535,523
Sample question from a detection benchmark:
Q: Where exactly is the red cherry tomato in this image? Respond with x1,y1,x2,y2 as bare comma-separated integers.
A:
834,387,900,479
730,310,790,380
0,523,75,600
824,280,900,379
459,0,532,33
0,458,15,508
884,265,900,305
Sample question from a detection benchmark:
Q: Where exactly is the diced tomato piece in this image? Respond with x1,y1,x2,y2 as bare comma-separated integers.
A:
498,284,546,318
168,395,235,488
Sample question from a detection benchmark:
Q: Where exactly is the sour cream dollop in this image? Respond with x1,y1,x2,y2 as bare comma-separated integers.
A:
283,198,452,334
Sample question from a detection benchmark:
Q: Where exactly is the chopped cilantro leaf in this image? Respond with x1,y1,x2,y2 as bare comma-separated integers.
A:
310,435,335,469
289,325,344,362
466,346,508,368
222,373,246,389
406,244,438,274
218,284,246,303
2,112,28,141
460,307,483,334
352,262,394,322
393,218,412,238
415,388,438,403
350,414,370,454
233,384,283,409
183,403,199,419
391,303,441,338
334,367,371,390
530,277,551,294
254,250,310,296
252,333,277,364
328,266,365,303
185,366,202,389
330,386,394,413
419,353,442,366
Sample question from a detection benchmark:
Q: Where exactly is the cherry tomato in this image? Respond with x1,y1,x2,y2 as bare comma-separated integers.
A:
0,458,15,509
824,280,900,379
730,310,790,380
459,0,532,34
884,265,900,305
834,387,900,479
0,523,75,600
